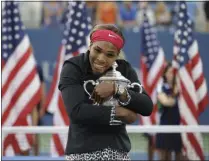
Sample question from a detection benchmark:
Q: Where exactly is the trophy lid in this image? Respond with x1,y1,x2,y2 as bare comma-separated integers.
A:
98,62,130,83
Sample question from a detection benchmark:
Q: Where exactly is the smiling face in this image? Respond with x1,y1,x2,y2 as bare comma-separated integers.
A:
89,41,119,74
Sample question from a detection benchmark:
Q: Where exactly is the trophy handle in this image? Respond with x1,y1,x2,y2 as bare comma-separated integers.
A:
128,82,143,94
83,80,98,99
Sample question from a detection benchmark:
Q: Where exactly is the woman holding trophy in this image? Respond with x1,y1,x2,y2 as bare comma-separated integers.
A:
58,24,153,160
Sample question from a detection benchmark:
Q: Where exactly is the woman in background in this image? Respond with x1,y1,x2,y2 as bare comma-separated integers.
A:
156,62,182,160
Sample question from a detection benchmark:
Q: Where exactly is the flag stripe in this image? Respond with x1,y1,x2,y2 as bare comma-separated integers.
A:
2,46,32,97
2,36,30,86
53,134,65,156
45,47,64,111
2,54,37,115
2,68,40,124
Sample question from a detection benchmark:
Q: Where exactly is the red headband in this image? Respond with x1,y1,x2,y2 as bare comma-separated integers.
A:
90,30,124,50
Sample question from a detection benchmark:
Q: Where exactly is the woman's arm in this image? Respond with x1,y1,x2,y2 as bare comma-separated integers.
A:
157,92,176,107
59,61,123,125
117,63,153,116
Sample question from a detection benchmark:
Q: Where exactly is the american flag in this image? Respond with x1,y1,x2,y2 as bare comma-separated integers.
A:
172,1,209,160
2,1,41,155
45,2,92,156
139,11,165,126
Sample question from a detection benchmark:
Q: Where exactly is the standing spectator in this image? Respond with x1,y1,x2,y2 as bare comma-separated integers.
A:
204,1,209,32
32,64,47,155
155,62,182,161
19,2,43,28
86,2,97,26
136,2,156,27
119,2,138,29
96,2,119,25
155,2,171,27
42,2,65,28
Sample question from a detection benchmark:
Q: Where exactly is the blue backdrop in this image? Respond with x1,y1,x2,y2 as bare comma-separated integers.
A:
27,28,209,125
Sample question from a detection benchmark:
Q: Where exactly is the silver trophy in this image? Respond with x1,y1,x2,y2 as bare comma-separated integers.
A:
83,62,143,106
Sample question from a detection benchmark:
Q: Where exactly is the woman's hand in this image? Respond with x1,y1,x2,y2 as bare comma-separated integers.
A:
91,82,115,104
115,106,138,124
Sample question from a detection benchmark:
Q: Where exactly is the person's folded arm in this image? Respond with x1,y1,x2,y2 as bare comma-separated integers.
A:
59,61,121,125
119,63,153,116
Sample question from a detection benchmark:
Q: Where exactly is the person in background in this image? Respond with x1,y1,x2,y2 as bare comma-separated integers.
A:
204,1,209,32
31,64,46,156
155,62,182,160
155,2,171,27
42,2,65,28
96,2,120,25
19,2,43,28
136,1,156,27
119,2,138,29
59,24,153,160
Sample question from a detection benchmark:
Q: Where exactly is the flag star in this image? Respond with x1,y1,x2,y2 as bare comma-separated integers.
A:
187,28,192,33
178,21,183,26
182,39,187,45
69,37,74,42
62,39,67,45
179,12,184,18
2,28,7,32
78,31,84,37
14,17,19,22
15,34,20,39
79,3,84,9
67,45,72,50
14,26,20,31
154,47,158,52
64,30,69,36
3,53,8,58
183,31,188,36
76,12,81,17
74,20,79,26
3,19,7,24
149,54,154,60
71,2,76,6
187,19,192,25
13,8,18,13
181,3,186,9
7,10,11,14
153,40,158,45
71,28,77,34
148,48,153,53
188,36,192,41
181,48,186,53
151,34,156,39
8,44,13,49
70,10,75,15
76,40,82,45
88,24,92,30
146,35,150,41
81,23,86,29
87,17,91,22
146,42,151,47
3,44,8,49
8,35,12,40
